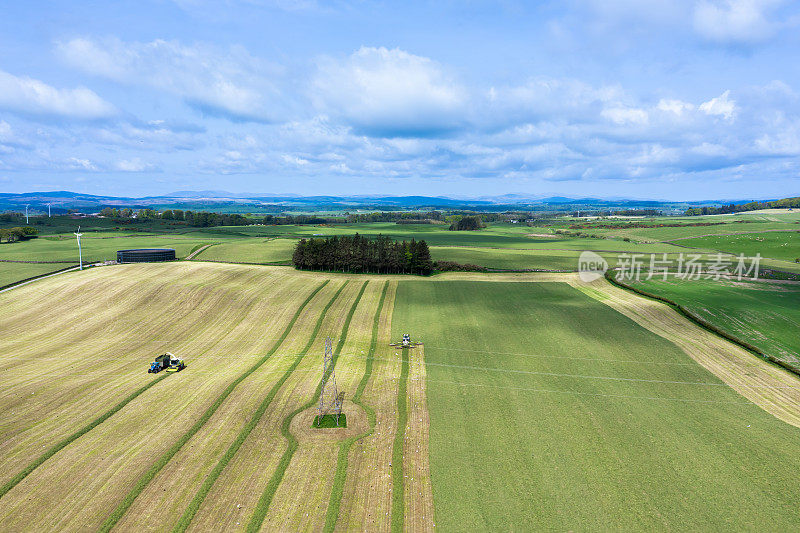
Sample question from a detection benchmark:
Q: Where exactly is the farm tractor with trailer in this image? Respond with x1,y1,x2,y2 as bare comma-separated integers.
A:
147,352,185,373
390,333,421,349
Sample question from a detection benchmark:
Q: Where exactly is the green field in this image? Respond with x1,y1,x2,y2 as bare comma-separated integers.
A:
626,276,800,367
0,263,75,287
392,280,800,530
0,235,214,263
674,231,800,263
192,238,296,264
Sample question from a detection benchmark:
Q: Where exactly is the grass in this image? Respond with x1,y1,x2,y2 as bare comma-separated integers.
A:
390,347,410,533
674,230,800,263
626,276,800,368
312,414,348,428
98,278,330,533
0,234,215,262
245,280,369,533
169,280,344,533
0,372,171,500
323,281,388,533
192,238,296,264
392,280,800,530
0,262,76,288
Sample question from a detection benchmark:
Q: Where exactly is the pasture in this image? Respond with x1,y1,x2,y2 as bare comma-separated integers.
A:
626,276,800,368
392,280,800,530
2,214,800,530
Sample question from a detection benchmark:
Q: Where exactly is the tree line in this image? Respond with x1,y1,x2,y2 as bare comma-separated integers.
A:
0,226,38,243
685,196,800,216
99,207,250,227
292,234,433,275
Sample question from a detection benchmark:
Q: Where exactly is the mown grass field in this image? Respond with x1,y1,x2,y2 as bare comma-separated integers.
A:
392,280,800,530
3,218,800,530
0,263,430,532
627,276,800,366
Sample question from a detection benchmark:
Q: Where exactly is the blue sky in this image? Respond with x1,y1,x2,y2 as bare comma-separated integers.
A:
0,0,799,200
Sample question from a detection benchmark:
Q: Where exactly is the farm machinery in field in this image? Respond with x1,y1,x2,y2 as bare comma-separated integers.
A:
390,333,422,349
148,352,185,373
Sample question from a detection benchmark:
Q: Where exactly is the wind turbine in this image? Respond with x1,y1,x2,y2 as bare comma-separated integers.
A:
74,226,84,270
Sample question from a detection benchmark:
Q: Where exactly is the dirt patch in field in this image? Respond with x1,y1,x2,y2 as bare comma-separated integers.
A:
526,233,556,238
290,400,369,442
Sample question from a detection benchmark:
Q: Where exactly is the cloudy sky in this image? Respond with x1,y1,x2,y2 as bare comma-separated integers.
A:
1,0,799,200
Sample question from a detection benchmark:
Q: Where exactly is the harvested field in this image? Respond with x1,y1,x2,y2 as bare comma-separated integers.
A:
4,261,800,532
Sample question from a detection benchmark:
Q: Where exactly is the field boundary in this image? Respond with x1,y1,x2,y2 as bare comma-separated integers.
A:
171,280,350,532
605,270,800,377
0,372,172,501
323,281,389,532
391,347,410,532
246,280,369,532
98,279,330,533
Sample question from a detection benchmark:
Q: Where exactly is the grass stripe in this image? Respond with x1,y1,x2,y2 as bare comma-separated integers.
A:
246,280,369,533
0,372,171,501
98,279,330,533
323,281,389,532
391,346,410,533
171,280,349,532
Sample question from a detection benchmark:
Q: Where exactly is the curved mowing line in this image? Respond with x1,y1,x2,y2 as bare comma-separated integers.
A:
0,372,171,501
390,346,410,533
323,281,389,532
98,279,330,533
171,279,350,533
246,280,369,533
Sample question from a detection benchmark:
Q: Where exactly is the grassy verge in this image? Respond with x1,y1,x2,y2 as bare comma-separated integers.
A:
171,280,348,533
390,347,410,533
0,372,171,501
323,281,389,532
98,280,330,533
246,280,369,533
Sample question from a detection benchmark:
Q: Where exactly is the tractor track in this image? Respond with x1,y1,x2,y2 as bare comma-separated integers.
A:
97,279,331,532
170,280,348,533
245,280,369,532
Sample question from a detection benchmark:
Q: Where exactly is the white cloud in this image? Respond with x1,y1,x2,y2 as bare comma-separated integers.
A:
699,90,737,120
312,47,467,136
601,106,649,125
57,38,279,121
0,69,115,119
657,98,695,115
67,157,98,171
0,121,12,142
693,0,783,44
115,158,155,172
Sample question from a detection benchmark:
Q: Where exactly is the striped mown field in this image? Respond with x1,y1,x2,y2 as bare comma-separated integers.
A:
2,262,800,531
0,262,429,532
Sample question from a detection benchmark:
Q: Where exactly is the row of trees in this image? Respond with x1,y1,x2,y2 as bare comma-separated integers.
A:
0,226,38,243
98,207,250,227
292,234,433,275
685,197,800,216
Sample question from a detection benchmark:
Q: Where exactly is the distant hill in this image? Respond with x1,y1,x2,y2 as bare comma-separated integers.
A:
0,190,775,215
